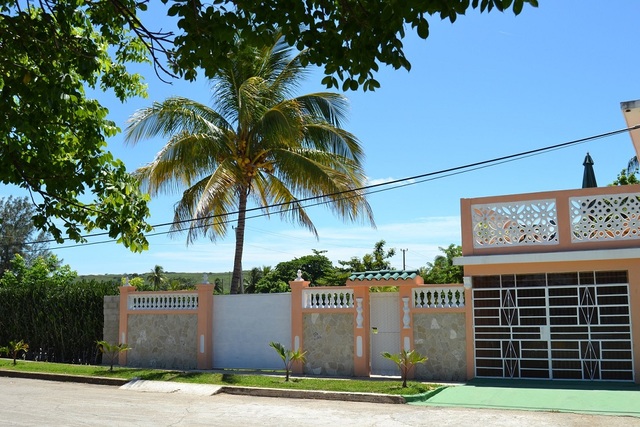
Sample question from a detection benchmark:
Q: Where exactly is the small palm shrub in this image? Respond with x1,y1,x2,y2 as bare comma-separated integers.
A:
382,349,428,388
1,340,29,365
269,341,306,382
96,341,131,371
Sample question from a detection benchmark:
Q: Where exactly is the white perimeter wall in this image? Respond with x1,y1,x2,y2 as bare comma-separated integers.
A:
213,293,291,369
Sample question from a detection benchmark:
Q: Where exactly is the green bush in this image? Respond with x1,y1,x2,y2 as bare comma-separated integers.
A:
0,255,119,364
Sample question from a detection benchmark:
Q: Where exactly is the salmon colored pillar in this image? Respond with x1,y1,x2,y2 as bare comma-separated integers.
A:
353,285,370,377
196,284,215,369
627,264,640,384
398,284,414,352
289,276,310,374
398,284,416,379
463,280,475,381
118,284,136,366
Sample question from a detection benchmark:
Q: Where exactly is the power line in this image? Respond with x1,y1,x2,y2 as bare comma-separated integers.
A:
20,124,640,251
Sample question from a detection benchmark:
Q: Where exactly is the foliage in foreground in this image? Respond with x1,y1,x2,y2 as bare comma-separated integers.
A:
0,340,29,365
269,342,306,382
168,0,537,91
382,349,429,388
0,359,438,396
1,0,152,251
96,341,131,372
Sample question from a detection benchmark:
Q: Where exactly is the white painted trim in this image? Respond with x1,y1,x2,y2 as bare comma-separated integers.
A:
454,248,640,266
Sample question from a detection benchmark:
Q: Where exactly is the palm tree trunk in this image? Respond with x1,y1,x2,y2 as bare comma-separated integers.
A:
230,188,249,294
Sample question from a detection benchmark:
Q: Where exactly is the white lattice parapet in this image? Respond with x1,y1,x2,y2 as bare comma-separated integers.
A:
570,192,640,242
128,293,199,310
413,287,465,308
471,199,558,248
303,289,355,309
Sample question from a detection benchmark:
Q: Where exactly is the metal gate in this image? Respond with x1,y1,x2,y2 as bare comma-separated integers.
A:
473,271,634,381
370,292,401,376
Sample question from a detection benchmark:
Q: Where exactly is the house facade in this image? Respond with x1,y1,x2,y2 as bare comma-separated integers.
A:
455,185,640,381
452,100,640,382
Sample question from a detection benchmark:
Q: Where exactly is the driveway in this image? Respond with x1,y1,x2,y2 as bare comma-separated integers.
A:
412,378,640,418
2,377,639,426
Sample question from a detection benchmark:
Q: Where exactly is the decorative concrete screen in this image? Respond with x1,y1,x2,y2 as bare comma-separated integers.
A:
570,192,640,242
471,199,558,248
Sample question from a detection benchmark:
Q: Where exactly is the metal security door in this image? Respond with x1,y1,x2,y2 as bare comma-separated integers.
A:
473,272,633,381
370,292,401,376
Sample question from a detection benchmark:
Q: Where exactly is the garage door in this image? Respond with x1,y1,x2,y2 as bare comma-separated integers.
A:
473,271,634,381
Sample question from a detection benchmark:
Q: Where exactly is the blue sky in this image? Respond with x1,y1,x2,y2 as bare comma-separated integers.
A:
4,1,640,276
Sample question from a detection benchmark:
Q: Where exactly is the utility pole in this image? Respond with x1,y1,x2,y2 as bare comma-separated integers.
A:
400,248,408,270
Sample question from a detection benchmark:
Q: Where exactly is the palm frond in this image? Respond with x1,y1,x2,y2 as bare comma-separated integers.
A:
296,92,352,127
252,173,318,237
628,156,639,175
125,97,231,144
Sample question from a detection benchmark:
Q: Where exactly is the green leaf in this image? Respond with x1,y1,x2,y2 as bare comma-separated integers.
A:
513,0,524,14
416,18,429,39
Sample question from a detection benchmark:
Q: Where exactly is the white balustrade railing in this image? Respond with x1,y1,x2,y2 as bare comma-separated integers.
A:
128,293,199,310
303,289,355,309
413,287,465,308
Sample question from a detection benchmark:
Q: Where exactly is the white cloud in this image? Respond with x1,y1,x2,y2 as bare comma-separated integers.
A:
366,176,416,188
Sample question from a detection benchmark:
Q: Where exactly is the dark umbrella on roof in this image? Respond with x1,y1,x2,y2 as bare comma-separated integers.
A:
582,152,598,188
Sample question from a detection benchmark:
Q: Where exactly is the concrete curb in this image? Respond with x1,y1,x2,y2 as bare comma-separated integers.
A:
402,385,449,403
220,385,406,404
0,369,128,386
0,370,406,404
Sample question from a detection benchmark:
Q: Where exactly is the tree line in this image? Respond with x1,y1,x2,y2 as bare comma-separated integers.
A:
243,241,463,293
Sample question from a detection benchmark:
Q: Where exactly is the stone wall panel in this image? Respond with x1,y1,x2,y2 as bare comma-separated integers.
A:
413,312,467,381
303,313,354,376
127,314,197,370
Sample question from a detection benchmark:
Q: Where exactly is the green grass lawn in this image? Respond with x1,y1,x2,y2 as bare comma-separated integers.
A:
0,358,439,396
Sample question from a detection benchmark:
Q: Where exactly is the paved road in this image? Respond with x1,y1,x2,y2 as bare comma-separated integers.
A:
2,377,639,427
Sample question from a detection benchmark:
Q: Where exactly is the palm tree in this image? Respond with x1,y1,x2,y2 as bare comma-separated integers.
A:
125,33,374,294
382,349,428,388
269,341,306,382
146,265,166,291
628,156,639,176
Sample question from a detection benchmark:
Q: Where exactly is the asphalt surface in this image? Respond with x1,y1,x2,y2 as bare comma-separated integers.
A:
2,376,640,427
